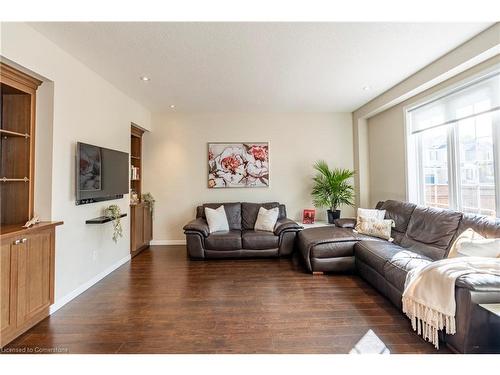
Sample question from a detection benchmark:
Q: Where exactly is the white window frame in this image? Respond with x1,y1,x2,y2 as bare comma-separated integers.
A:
404,65,500,218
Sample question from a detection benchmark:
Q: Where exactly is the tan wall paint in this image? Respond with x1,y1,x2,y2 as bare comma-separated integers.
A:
143,112,354,241
353,117,370,208
366,107,406,205
367,55,500,207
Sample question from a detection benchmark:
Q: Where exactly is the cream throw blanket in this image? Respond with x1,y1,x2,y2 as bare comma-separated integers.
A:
402,257,500,349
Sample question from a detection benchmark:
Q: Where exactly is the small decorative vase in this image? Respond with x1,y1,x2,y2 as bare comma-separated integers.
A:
327,209,341,224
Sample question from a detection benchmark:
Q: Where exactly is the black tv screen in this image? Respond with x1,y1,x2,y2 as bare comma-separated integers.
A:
76,142,129,205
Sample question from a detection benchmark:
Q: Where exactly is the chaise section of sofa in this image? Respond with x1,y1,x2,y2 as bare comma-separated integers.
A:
183,202,302,259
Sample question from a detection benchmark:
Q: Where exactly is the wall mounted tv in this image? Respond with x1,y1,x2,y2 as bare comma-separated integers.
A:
76,142,129,205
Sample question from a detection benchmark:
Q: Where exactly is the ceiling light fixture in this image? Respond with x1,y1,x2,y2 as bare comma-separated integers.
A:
363,86,371,91
140,76,151,82
170,104,176,109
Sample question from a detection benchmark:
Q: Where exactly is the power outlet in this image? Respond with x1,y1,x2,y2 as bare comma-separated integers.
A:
92,249,97,261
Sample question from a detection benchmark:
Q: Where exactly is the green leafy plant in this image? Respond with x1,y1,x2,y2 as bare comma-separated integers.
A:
104,204,123,243
142,192,155,213
311,160,355,211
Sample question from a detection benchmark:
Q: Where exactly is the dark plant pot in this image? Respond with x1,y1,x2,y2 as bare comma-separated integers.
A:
327,209,341,224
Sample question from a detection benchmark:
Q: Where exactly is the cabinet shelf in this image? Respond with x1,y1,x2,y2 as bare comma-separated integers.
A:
85,213,127,224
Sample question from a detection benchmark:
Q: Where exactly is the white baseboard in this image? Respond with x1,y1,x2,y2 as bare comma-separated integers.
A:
150,239,186,245
49,254,131,314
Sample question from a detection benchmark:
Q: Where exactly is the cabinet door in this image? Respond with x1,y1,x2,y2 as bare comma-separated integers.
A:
1,241,16,339
143,205,152,245
133,205,144,251
16,229,52,327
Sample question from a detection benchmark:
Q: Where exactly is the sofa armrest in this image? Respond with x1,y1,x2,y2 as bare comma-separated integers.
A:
456,274,500,292
274,218,302,236
334,218,356,228
183,217,210,237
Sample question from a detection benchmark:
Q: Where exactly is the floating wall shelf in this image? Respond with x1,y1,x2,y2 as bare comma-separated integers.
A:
85,213,127,224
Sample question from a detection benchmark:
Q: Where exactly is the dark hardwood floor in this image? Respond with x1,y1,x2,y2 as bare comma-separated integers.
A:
4,245,450,354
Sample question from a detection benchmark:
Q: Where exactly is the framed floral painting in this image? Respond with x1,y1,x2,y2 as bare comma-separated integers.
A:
208,142,269,188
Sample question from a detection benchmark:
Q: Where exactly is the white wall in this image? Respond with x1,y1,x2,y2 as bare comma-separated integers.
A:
366,55,500,207
0,23,151,303
143,112,354,241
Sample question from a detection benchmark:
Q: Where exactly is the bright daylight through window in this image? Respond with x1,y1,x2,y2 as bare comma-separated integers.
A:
406,69,500,218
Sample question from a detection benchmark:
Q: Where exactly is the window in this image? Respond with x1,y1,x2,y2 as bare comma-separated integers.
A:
406,69,500,218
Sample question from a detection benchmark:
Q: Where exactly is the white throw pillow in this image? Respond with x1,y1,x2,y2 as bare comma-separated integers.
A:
204,205,229,233
254,206,279,232
356,208,386,223
354,216,394,241
448,228,500,258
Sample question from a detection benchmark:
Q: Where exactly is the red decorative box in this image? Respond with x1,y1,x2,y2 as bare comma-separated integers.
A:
303,209,316,224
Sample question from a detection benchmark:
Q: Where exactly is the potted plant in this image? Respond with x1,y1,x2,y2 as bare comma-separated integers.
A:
141,192,155,214
311,160,355,223
104,204,123,243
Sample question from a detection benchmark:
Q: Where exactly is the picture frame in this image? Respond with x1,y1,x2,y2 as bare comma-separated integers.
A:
303,209,316,224
207,142,270,188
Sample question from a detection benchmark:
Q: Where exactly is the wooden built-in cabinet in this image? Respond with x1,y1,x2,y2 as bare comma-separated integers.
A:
130,124,152,257
0,222,62,347
130,125,143,197
130,202,153,257
1,63,63,347
1,62,41,226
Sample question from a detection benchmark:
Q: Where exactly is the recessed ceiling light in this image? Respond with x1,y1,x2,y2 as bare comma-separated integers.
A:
170,104,176,109
363,86,371,91
140,76,151,82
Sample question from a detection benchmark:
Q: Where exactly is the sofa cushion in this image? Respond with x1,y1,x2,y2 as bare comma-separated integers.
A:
254,206,279,232
242,230,279,250
355,217,395,241
383,250,432,291
197,203,242,230
277,204,287,220
380,200,416,233
205,205,229,233
205,230,242,251
354,241,403,275
311,241,356,258
404,205,462,251
241,202,280,230
299,226,358,244
399,237,447,261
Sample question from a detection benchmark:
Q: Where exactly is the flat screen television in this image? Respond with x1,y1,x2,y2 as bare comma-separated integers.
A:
75,142,129,205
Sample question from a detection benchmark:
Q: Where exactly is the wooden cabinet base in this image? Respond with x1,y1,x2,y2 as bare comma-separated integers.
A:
0,221,62,347
131,244,149,258
130,203,152,258
0,306,50,348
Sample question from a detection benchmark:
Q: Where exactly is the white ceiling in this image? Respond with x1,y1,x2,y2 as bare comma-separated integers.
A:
30,22,493,113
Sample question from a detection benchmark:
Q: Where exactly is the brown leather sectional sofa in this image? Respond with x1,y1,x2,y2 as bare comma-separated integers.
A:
183,202,302,259
298,200,500,353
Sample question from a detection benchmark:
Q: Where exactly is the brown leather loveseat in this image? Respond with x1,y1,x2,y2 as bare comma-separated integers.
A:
183,202,301,259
